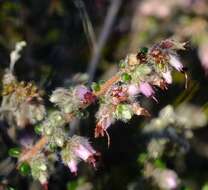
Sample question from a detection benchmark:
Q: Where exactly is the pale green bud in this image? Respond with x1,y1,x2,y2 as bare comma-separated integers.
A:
55,136,64,147
135,64,152,77
115,104,133,121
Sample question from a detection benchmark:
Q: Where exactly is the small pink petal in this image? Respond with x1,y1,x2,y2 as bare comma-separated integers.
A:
74,144,92,161
160,170,179,189
162,70,172,84
75,85,91,101
169,54,183,71
139,82,154,97
128,84,140,96
68,159,78,174
199,44,208,74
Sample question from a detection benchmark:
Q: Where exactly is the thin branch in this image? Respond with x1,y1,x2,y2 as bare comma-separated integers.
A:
19,74,120,162
94,74,119,96
87,0,123,84
73,0,96,51
71,0,122,136
19,136,48,162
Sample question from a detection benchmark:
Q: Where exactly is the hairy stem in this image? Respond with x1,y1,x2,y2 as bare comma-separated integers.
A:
19,136,48,162
19,74,120,162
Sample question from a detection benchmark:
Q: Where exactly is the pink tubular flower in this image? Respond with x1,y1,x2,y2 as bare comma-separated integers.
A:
139,82,155,97
67,159,78,174
199,44,208,75
75,85,89,99
95,104,115,145
74,144,95,161
156,169,179,190
74,85,95,104
61,135,99,174
162,70,172,84
169,54,184,72
127,84,140,96
71,136,98,167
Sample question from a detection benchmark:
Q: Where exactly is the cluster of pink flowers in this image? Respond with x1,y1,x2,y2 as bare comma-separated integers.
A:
3,39,187,186
95,39,186,143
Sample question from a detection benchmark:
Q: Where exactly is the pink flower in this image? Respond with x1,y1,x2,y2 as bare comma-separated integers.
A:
71,136,98,167
62,136,99,174
157,169,179,190
169,54,184,72
199,44,208,74
74,85,95,104
75,85,90,100
67,159,78,174
95,104,115,144
110,85,128,105
74,144,95,161
127,84,140,96
162,70,172,84
139,82,154,97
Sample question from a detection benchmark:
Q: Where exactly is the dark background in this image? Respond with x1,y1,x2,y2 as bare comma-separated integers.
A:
0,0,208,189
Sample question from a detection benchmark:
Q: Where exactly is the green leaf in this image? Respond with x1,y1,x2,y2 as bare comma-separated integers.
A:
121,73,132,82
119,60,126,68
34,124,43,135
140,47,148,54
19,162,31,176
8,147,21,158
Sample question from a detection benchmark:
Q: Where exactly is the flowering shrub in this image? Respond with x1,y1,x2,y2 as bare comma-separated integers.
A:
0,39,190,189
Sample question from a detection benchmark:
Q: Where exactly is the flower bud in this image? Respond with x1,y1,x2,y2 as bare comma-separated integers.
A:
115,104,133,121
61,135,98,173
30,154,48,185
154,169,179,190
121,73,132,82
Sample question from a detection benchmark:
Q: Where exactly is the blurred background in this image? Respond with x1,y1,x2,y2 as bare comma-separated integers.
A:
1,0,208,189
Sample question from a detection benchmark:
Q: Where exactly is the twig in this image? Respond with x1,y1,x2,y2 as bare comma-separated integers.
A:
19,136,48,162
19,74,120,162
73,0,96,51
94,74,119,96
87,0,122,84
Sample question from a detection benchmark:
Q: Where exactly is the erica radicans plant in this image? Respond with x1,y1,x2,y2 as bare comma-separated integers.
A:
1,39,187,189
